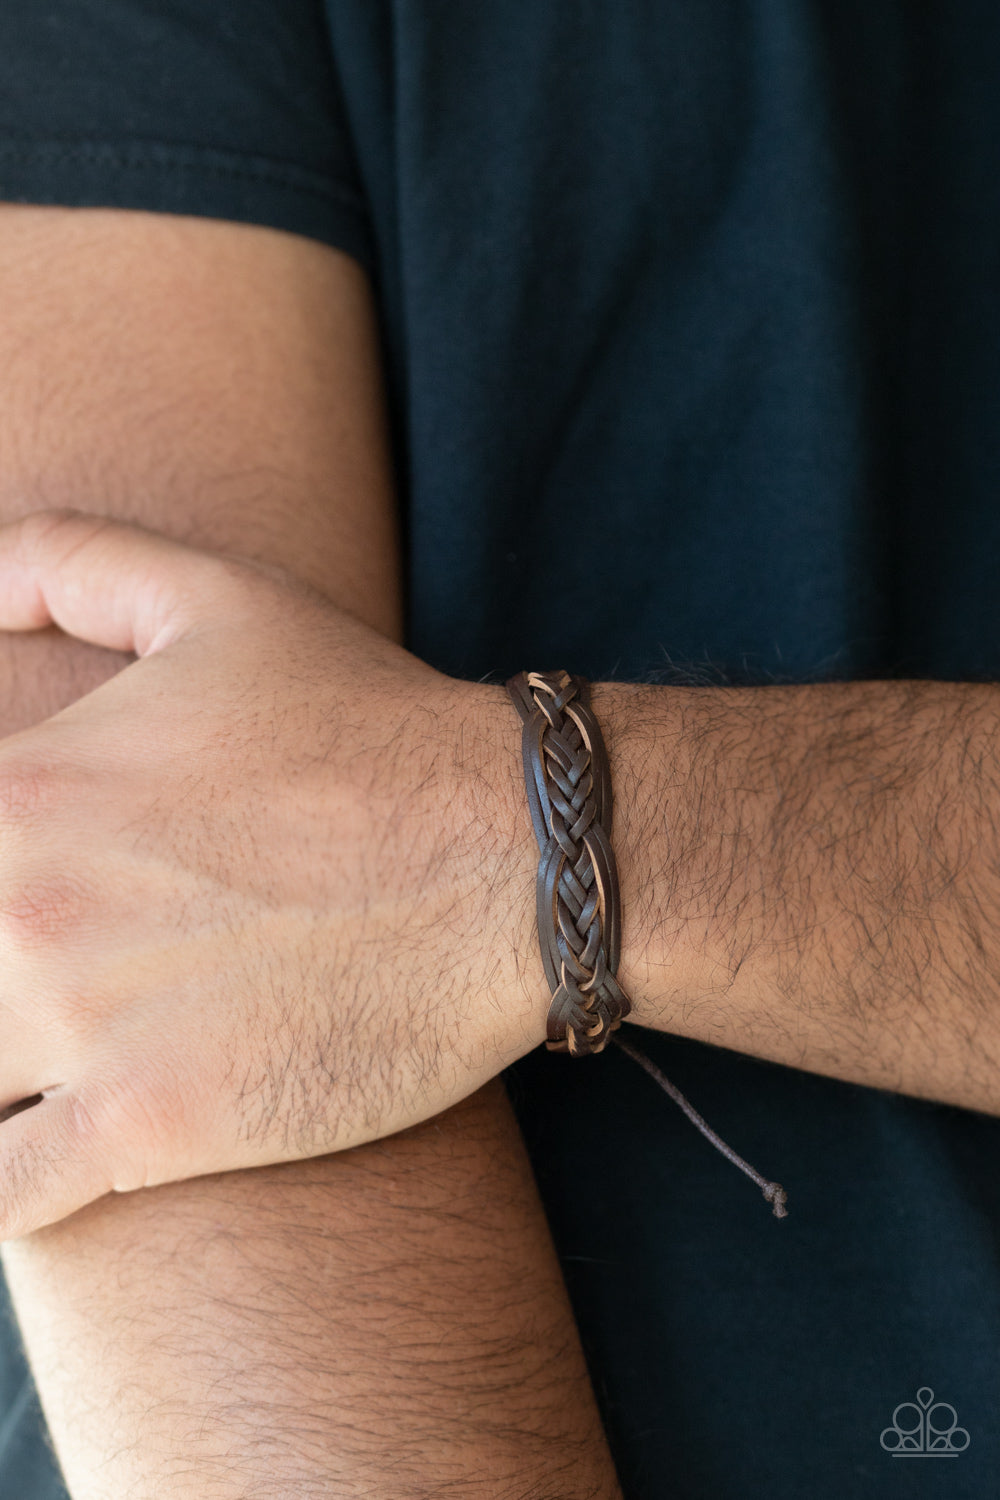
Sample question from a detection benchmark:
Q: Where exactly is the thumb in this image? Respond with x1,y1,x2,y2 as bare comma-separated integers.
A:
0,1092,113,1240
0,509,234,657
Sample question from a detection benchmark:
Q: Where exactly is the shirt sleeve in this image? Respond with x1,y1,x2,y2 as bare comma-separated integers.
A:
0,0,373,271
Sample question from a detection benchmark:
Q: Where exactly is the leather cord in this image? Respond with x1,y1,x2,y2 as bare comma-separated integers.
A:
506,668,789,1217
506,669,630,1055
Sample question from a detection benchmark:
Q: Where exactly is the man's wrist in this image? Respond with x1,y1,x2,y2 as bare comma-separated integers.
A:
454,671,1000,1121
453,677,550,1052
587,680,698,1031
459,675,699,1055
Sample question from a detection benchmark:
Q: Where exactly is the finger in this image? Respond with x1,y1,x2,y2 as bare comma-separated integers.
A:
0,508,234,657
0,1090,111,1240
0,1067,60,1124
0,986,72,1123
0,1020,71,1125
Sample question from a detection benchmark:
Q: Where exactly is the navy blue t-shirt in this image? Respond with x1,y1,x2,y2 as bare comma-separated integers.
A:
1,5,999,1496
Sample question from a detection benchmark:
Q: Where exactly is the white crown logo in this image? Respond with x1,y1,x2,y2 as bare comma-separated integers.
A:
880,1387,970,1456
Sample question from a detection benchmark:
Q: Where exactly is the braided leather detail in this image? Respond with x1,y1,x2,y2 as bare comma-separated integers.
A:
506,670,631,1056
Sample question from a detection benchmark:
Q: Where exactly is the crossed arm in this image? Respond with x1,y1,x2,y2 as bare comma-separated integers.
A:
2,201,1000,1499
0,206,623,1499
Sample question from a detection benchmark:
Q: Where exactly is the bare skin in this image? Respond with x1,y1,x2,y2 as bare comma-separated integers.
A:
3,196,1000,1498
598,673,1000,1118
0,204,623,1499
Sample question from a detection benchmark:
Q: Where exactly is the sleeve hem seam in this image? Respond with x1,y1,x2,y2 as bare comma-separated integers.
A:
0,138,366,210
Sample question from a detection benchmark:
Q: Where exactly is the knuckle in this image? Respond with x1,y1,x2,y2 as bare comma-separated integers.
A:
0,760,67,825
74,1078,162,1191
63,1086,103,1151
16,507,96,565
19,507,85,543
0,871,93,947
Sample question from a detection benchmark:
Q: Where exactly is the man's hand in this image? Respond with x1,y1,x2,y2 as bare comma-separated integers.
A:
6,502,997,1251
0,205,621,1500
0,507,539,1239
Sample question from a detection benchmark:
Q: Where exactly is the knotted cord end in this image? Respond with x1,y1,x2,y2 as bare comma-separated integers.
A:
610,1032,790,1221
762,1181,788,1219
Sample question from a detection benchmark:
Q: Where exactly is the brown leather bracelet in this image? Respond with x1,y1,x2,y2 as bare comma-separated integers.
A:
505,669,631,1056
506,667,789,1217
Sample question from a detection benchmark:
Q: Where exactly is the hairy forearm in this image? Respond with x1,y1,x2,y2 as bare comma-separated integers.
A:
2,621,621,1500
576,676,1000,1115
3,815,614,1500
0,210,621,1499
